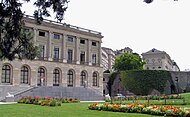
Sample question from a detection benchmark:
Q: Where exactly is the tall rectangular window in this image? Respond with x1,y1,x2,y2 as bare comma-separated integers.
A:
80,51,85,64
39,45,45,58
92,54,96,65
54,47,59,60
68,49,73,63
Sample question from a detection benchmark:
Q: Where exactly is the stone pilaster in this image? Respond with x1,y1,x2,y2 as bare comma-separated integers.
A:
30,69,37,86
61,71,67,87
33,28,37,44
87,39,92,65
12,68,20,86
46,70,53,86
48,31,52,61
75,37,80,64
62,35,67,63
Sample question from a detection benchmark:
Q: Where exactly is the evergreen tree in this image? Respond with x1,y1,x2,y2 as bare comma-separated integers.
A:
0,0,69,60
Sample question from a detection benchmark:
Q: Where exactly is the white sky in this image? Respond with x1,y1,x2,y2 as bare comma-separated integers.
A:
22,0,190,71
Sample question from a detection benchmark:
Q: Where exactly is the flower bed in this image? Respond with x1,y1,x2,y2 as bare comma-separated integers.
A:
88,103,190,117
17,96,80,107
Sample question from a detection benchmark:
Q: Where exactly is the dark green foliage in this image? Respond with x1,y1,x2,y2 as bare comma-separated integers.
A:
34,0,69,23
107,72,118,96
121,70,174,95
113,53,145,71
0,0,68,60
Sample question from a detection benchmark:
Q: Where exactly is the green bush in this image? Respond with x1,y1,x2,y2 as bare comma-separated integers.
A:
121,70,174,95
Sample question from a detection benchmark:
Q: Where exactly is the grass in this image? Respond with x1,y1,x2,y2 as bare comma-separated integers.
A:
0,103,159,117
1,93,190,117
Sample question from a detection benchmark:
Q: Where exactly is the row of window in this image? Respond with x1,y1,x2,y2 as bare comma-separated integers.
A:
38,31,98,46
1,65,99,87
39,45,98,64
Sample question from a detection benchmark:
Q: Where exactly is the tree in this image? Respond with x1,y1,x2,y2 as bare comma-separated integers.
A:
0,0,69,60
113,53,145,71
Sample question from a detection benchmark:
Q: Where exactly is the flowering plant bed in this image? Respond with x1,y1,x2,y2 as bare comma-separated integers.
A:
88,103,190,117
17,96,80,107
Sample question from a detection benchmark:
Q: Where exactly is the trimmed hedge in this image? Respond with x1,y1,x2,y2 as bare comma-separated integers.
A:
121,70,174,95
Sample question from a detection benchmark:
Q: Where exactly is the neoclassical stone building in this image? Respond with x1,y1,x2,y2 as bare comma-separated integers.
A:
0,16,104,94
142,48,180,71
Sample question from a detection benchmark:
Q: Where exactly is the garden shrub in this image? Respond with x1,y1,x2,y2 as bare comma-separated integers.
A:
121,70,174,95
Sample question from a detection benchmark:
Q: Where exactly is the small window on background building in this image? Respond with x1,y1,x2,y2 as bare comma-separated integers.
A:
53,34,60,39
39,31,45,37
92,42,96,46
80,39,85,44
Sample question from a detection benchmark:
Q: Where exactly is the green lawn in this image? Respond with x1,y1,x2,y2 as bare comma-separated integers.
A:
0,103,159,117
1,93,190,117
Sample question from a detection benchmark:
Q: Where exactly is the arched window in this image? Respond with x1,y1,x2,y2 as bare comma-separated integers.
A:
2,65,11,83
67,70,73,87
37,67,45,86
20,66,29,84
53,69,60,86
80,71,86,86
92,72,98,86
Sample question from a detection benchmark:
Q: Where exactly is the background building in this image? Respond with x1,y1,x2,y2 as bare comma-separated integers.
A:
0,16,104,101
101,47,116,72
114,47,133,56
142,48,180,71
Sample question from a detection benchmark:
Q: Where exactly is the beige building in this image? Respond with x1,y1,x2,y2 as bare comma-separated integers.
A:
101,47,116,72
142,48,180,71
0,16,104,94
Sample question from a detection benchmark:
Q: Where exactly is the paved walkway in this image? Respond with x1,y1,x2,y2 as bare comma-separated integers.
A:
0,102,17,104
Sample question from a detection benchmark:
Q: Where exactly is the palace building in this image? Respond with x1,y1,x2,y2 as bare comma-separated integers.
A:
0,16,104,100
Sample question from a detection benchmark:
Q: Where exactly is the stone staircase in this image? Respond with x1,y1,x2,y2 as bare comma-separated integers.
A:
0,85,35,101
12,86,104,101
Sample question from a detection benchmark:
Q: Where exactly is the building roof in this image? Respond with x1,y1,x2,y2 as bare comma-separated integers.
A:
142,48,166,55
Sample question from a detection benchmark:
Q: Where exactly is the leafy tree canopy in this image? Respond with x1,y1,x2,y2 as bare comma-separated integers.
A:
0,0,69,60
113,53,145,71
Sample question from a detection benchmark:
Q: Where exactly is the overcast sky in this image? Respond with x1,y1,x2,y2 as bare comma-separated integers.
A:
22,0,190,71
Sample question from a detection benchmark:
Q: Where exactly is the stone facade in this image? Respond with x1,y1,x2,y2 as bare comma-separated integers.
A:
0,16,104,94
142,48,180,71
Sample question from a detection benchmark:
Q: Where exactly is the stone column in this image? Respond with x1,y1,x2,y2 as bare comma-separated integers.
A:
62,35,67,63
75,37,80,64
87,39,92,65
33,28,37,44
48,31,52,61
